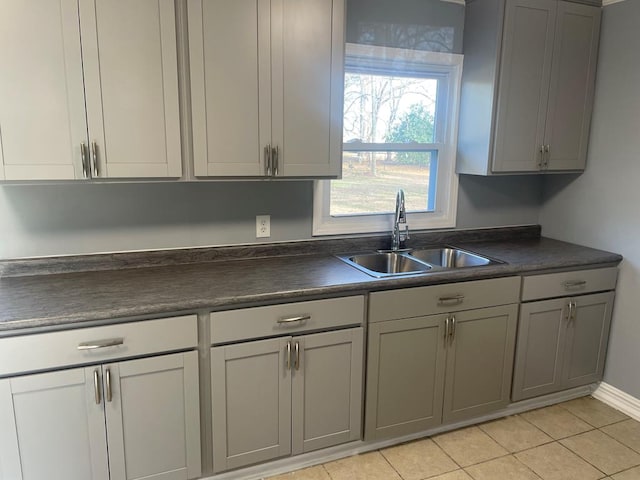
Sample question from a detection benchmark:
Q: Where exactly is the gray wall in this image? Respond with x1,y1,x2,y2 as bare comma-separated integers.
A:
0,175,542,258
540,0,640,399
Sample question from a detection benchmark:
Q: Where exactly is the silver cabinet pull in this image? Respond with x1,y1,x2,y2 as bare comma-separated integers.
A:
450,315,456,342
570,300,577,323
564,280,587,289
105,367,112,402
277,315,311,325
543,144,550,168
90,141,99,177
538,145,545,169
93,369,102,405
77,338,124,351
80,143,90,179
264,145,271,176
444,316,450,341
438,294,465,306
272,145,279,176
294,341,300,370
285,341,291,370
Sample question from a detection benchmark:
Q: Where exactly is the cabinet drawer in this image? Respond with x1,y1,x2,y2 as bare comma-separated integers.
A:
369,277,520,323
0,315,198,377
522,267,618,301
210,296,365,345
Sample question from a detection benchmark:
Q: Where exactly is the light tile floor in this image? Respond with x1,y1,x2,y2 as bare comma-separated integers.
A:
267,397,640,480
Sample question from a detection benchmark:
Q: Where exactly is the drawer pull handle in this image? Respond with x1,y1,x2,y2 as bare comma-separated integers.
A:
438,294,465,305
93,369,101,405
78,338,124,351
564,280,587,289
277,315,311,325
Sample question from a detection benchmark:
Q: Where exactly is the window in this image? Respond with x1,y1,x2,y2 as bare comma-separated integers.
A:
313,44,463,236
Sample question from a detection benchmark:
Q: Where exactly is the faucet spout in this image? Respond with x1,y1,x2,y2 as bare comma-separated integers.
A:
391,189,410,251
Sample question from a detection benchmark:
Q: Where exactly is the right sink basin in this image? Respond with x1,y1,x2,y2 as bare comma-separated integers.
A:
408,247,503,269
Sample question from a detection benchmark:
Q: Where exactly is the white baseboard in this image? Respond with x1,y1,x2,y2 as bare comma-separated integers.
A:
593,382,640,422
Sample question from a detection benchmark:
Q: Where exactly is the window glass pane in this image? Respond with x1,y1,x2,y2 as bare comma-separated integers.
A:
330,151,438,216
343,73,438,144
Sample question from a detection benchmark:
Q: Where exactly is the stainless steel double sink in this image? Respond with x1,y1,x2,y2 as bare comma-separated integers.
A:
337,247,503,278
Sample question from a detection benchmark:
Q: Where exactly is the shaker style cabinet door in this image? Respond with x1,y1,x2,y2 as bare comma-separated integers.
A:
544,1,601,171
492,0,557,172
0,0,87,180
0,367,109,480
79,0,182,178
365,316,447,441
272,0,344,177
512,298,567,401
104,352,201,480
188,0,269,176
211,337,292,472
442,304,518,423
291,328,363,455
562,291,614,389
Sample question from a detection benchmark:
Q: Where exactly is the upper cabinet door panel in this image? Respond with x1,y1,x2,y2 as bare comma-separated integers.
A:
0,0,86,180
273,0,344,177
80,0,182,178
188,0,268,177
492,0,557,172
544,1,601,171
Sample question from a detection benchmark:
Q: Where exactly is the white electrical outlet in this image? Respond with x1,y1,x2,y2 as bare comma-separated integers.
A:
256,215,271,238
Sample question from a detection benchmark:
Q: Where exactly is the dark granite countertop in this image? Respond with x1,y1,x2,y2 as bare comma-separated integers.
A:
0,227,622,335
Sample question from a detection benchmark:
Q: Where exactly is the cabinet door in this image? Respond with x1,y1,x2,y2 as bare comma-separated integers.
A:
0,367,109,480
512,298,567,401
442,304,518,423
365,316,447,440
0,0,87,180
544,1,601,171
562,291,614,389
292,328,363,455
104,352,201,480
188,0,270,176
79,0,182,178
492,0,556,172
211,337,292,472
272,0,344,177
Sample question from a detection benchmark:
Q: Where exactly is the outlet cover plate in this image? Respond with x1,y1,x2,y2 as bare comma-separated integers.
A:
256,215,271,238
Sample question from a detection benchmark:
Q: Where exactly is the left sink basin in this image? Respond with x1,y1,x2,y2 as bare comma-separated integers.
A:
337,252,432,278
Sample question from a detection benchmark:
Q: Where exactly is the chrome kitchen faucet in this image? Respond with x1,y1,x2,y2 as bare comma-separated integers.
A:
391,189,410,251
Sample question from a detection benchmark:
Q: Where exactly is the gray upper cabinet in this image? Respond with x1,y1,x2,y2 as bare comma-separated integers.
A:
188,0,344,178
457,0,601,175
0,0,182,181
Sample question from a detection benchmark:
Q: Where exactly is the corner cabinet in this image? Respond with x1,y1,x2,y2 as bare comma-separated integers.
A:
457,0,601,175
209,296,364,473
0,0,182,181
365,278,520,441
0,316,201,480
188,0,345,178
513,267,617,401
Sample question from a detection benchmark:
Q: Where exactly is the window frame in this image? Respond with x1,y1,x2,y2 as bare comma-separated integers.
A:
312,43,463,236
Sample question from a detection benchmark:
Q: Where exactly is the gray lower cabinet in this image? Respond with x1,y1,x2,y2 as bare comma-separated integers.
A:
365,304,518,440
211,327,363,472
0,351,201,480
512,291,615,401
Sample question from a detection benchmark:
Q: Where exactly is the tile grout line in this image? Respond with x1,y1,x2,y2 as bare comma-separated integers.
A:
377,448,406,479
598,422,640,456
